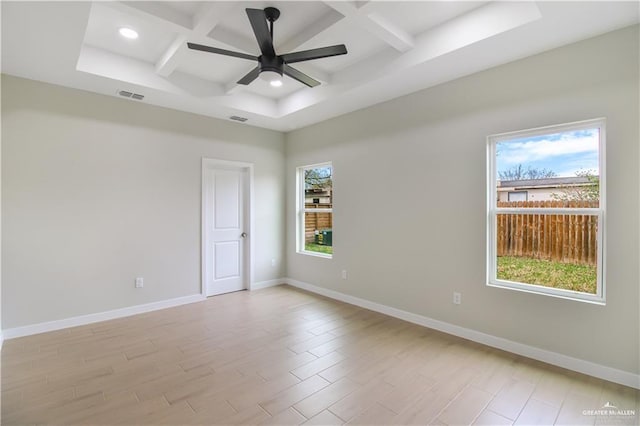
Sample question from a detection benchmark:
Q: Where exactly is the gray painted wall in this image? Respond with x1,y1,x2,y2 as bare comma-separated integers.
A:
285,26,639,374
1,76,286,328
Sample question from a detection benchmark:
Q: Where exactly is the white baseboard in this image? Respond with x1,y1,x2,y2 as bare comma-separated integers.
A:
250,279,285,291
1,279,283,342
2,294,206,340
284,277,640,390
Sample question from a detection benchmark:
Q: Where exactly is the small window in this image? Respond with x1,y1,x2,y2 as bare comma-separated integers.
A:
297,163,333,257
488,119,605,303
508,191,528,202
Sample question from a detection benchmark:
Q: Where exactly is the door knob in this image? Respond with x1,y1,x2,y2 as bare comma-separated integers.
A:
241,232,247,238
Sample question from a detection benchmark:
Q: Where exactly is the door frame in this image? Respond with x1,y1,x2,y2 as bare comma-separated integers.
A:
201,158,254,297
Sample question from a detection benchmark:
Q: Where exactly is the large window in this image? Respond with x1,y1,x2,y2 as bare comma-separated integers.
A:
487,118,605,303
297,163,333,258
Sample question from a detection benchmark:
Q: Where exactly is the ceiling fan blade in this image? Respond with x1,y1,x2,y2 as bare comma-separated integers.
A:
280,44,347,64
237,66,261,85
187,43,258,61
283,64,320,88
246,8,276,57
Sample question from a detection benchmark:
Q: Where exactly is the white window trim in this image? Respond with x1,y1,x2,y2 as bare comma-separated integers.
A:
487,118,606,304
297,162,333,259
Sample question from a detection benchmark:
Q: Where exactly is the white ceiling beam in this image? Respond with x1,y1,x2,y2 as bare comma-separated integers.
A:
366,13,414,51
324,1,414,52
195,4,263,91
206,27,259,56
279,10,344,53
192,2,237,36
155,35,187,77
77,45,225,97
155,3,239,78
112,2,191,32
331,1,542,87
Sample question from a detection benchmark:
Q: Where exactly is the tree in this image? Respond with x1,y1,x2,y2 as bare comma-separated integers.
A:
305,167,332,189
499,164,557,181
551,170,599,202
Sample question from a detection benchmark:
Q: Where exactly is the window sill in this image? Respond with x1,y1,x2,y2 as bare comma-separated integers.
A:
487,280,605,305
297,250,332,259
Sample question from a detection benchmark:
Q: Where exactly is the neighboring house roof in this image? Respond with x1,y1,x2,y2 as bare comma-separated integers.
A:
498,176,594,190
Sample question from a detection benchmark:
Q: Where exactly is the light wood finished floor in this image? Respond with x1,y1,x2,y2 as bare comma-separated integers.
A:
2,285,638,425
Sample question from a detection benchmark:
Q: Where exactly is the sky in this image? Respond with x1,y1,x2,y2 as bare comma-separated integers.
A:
496,128,600,179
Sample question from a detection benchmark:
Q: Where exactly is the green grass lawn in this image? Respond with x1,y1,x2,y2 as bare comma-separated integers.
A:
497,256,596,294
305,243,333,255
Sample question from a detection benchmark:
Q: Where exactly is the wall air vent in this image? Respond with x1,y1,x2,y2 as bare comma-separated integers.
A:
230,116,248,122
118,90,144,101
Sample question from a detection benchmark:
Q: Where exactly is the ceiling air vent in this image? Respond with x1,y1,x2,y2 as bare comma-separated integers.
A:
230,116,248,122
117,90,144,101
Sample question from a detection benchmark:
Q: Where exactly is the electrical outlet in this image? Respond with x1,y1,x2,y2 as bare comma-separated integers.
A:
453,292,461,305
135,277,144,288
341,270,348,280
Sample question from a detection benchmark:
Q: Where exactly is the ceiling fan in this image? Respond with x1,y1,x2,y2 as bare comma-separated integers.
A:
187,7,347,88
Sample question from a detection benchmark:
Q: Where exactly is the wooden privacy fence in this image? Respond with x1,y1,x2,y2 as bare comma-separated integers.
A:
496,200,599,265
305,204,332,243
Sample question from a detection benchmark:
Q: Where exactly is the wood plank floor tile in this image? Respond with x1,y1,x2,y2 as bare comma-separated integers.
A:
472,409,514,425
376,373,435,414
258,407,307,425
485,378,536,420
346,403,397,425
259,375,330,416
2,285,637,425
294,377,361,420
291,351,346,380
436,385,493,425
328,378,394,422
392,390,451,425
227,372,300,412
256,351,318,381
514,398,560,425
305,409,346,425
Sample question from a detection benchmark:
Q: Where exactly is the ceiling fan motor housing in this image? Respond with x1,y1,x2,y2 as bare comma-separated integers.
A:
260,55,284,75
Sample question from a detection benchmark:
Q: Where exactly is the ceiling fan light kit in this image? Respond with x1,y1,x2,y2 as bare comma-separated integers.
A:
261,70,283,87
187,7,347,88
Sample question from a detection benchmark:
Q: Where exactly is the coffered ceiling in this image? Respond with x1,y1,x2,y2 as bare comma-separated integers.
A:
2,1,638,131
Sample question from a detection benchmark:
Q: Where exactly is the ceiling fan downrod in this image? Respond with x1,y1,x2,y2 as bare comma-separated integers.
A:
264,7,280,40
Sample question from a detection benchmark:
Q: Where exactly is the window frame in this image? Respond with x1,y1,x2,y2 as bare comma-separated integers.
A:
487,118,606,304
297,162,333,259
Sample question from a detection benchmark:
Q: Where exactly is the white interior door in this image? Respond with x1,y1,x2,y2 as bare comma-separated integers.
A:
204,164,248,296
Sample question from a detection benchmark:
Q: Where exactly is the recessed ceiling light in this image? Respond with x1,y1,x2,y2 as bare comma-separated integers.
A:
119,27,138,39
